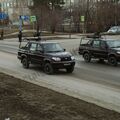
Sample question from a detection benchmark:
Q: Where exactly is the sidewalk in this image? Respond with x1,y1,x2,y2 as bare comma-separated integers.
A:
0,72,120,120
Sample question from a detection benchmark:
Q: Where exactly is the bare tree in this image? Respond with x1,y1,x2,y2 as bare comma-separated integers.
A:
72,0,120,32
30,0,64,33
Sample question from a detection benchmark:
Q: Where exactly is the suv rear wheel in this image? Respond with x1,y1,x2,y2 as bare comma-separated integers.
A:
83,53,91,62
44,63,54,74
22,58,29,68
108,56,117,66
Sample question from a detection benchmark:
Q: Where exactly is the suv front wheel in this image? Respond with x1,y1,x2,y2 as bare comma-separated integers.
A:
83,53,91,62
108,56,117,66
22,58,29,68
44,63,54,74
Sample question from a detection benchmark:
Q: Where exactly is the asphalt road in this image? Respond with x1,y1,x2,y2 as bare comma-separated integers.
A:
0,37,120,88
0,36,120,112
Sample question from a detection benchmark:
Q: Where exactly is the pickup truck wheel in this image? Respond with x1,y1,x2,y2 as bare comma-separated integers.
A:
22,58,29,68
108,56,117,66
83,53,91,62
66,66,74,73
44,63,54,74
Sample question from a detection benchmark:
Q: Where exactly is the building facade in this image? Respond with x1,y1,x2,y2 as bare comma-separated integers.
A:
0,0,33,23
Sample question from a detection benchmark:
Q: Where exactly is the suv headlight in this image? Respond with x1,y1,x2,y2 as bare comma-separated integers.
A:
117,51,120,54
71,56,75,60
52,57,61,61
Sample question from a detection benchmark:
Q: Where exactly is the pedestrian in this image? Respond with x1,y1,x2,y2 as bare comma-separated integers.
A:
18,31,22,48
18,31,22,42
36,26,41,41
36,30,41,41
1,29,4,40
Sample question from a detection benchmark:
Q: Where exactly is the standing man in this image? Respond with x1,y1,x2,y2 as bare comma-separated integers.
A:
18,31,22,48
36,26,41,41
1,29,4,40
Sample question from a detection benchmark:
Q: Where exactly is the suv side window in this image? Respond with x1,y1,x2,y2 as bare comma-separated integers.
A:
37,44,43,51
92,40,100,48
30,43,37,51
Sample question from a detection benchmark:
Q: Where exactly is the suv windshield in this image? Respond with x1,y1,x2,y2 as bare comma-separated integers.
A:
106,40,120,48
43,43,64,53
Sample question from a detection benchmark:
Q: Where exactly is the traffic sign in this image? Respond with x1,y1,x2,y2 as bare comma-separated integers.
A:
0,13,8,20
20,15,30,21
30,16,37,22
81,16,85,22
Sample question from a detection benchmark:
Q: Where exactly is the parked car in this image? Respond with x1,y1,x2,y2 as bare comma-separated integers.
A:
107,26,120,34
18,41,75,74
78,36,120,66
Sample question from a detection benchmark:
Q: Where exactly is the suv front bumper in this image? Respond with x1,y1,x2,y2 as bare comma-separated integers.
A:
52,61,75,69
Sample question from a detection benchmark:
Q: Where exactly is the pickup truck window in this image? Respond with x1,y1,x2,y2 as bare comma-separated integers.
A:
93,40,100,48
30,43,37,51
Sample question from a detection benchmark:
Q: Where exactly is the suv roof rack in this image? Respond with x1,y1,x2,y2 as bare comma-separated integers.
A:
80,32,104,45
86,32,102,39
86,35,101,39
23,37,46,42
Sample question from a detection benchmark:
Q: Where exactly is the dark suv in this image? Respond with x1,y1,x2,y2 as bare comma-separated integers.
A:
18,41,75,74
79,38,120,66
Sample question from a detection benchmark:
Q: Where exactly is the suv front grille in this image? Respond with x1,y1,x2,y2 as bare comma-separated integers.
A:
61,57,71,61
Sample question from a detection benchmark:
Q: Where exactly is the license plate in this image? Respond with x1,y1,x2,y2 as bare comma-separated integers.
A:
64,63,71,66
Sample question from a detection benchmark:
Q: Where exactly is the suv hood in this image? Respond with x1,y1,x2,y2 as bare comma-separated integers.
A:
45,52,72,57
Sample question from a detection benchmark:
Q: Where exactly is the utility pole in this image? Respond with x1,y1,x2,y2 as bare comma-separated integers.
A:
69,0,72,39
0,3,4,40
96,0,99,32
115,0,117,26
85,0,90,33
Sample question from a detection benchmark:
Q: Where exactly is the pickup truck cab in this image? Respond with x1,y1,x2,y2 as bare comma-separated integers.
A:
79,37,120,66
18,41,75,74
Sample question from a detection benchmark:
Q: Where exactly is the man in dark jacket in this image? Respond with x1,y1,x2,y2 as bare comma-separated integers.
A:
18,31,22,42
34,26,41,41
18,31,22,48
1,29,4,40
